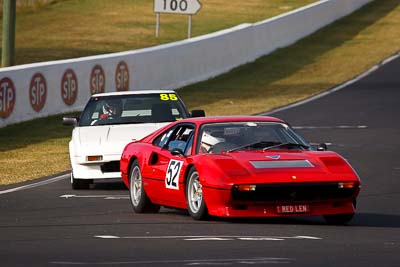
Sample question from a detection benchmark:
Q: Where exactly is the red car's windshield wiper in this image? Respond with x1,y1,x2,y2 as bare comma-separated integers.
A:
262,142,310,151
227,141,281,152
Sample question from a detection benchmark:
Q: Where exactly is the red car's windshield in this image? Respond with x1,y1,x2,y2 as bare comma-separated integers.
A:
197,122,310,154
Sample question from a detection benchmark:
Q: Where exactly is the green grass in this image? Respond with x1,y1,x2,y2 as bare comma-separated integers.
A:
1,0,400,185
0,114,72,184
0,0,316,65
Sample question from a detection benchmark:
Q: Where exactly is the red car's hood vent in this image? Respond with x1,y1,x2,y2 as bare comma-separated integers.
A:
250,160,314,169
227,151,321,172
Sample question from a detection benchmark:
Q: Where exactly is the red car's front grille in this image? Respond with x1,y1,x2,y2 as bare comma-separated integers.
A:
232,182,358,202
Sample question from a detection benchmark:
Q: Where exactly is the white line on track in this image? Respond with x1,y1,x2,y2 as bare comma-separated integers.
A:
60,194,129,200
293,125,368,130
94,235,322,241
50,257,294,265
0,173,69,195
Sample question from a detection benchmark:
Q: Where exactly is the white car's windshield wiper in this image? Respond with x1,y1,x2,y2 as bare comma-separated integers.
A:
262,142,310,151
112,121,147,125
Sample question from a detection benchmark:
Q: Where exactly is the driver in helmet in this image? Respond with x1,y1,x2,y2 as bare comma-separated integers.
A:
100,99,122,120
200,129,225,153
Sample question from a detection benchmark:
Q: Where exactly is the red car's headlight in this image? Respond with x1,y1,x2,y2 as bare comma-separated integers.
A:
235,185,257,191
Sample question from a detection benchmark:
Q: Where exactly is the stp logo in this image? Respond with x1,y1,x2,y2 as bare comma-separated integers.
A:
61,69,78,105
0,77,16,119
30,73,47,112
115,61,129,91
90,64,105,95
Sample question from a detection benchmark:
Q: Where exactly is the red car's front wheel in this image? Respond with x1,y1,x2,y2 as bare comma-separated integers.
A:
186,167,208,220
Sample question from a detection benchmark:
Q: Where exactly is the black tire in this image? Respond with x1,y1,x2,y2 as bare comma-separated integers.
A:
129,160,159,213
324,213,354,225
186,167,208,220
71,173,91,190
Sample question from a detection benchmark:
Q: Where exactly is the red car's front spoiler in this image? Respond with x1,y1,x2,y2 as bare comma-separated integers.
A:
204,187,357,218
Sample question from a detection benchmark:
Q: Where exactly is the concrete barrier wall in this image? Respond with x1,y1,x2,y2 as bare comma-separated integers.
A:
0,0,372,127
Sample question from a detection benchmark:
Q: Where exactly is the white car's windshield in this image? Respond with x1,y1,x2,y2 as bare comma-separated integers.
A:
79,93,189,126
198,122,311,154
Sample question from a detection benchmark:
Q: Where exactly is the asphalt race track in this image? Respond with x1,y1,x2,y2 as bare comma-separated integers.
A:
1,56,400,266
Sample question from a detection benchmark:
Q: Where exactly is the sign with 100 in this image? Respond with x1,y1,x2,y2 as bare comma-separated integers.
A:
154,0,202,38
154,0,201,15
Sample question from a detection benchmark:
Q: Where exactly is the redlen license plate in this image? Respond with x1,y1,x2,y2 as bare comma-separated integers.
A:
276,204,310,214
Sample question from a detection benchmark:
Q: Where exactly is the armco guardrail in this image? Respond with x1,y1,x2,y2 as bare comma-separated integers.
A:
0,0,372,127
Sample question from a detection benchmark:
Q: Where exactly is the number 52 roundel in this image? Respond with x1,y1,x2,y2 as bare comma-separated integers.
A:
165,160,183,190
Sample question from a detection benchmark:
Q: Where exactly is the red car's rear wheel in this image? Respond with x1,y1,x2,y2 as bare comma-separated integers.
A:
129,160,159,213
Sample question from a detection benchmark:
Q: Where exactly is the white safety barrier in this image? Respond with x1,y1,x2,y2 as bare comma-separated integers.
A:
0,0,372,127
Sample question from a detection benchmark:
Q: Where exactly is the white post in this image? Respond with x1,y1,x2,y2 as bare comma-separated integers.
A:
188,15,192,39
156,13,160,38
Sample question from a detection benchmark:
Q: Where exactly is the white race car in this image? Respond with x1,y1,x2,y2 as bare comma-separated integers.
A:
63,90,204,189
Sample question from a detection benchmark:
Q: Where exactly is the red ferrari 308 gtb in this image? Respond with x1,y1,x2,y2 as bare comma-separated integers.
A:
120,116,361,224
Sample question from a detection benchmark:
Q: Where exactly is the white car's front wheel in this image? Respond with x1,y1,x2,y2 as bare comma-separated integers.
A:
129,160,159,213
71,173,91,190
